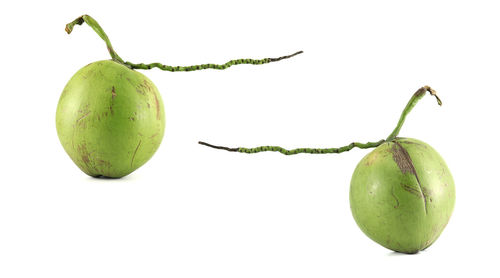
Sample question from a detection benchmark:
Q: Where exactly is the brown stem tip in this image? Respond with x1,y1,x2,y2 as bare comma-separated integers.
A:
198,141,239,152
423,85,442,106
268,50,304,62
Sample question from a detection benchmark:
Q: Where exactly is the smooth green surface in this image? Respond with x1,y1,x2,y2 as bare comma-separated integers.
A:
349,138,455,253
56,60,165,178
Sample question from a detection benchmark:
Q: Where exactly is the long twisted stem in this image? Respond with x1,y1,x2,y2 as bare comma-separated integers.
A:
124,51,303,72
65,14,302,71
199,140,386,155
199,86,442,155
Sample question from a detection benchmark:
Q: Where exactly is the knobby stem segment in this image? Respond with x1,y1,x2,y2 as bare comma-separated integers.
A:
199,140,386,155
199,86,442,155
65,14,302,71
124,51,303,72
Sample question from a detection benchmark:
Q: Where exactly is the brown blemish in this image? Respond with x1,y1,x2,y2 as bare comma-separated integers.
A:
422,187,433,198
392,142,428,214
364,151,379,166
438,164,446,179
125,77,135,86
143,79,153,91
130,140,142,167
111,86,117,99
81,153,90,164
391,142,414,175
97,160,111,167
136,88,146,95
76,104,91,124
401,183,423,198
152,91,160,120
134,79,161,120
150,133,159,139
135,80,151,96
391,185,400,208
109,86,116,115
77,143,94,173
76,111,91,123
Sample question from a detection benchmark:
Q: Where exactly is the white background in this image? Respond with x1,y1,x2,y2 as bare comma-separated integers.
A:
1,0,498,277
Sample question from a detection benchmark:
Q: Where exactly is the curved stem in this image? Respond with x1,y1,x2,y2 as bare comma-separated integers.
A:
66,14,302,71
124,51,303,72
66,15,125,63
199,86,442,155
199,140,385,155
385,85,441,141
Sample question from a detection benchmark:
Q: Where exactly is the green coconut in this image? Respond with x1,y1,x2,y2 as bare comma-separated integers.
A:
57,15,301,178
350,138,455,253
199,86,455,253
56,60,165,178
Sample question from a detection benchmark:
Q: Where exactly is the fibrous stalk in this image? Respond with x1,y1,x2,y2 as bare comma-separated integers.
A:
66,14,302,71
199,86,442,155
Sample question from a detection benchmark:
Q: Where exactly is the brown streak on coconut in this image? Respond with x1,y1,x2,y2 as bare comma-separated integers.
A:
130,140,142,167
391,185,400,208
392,141,428,214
